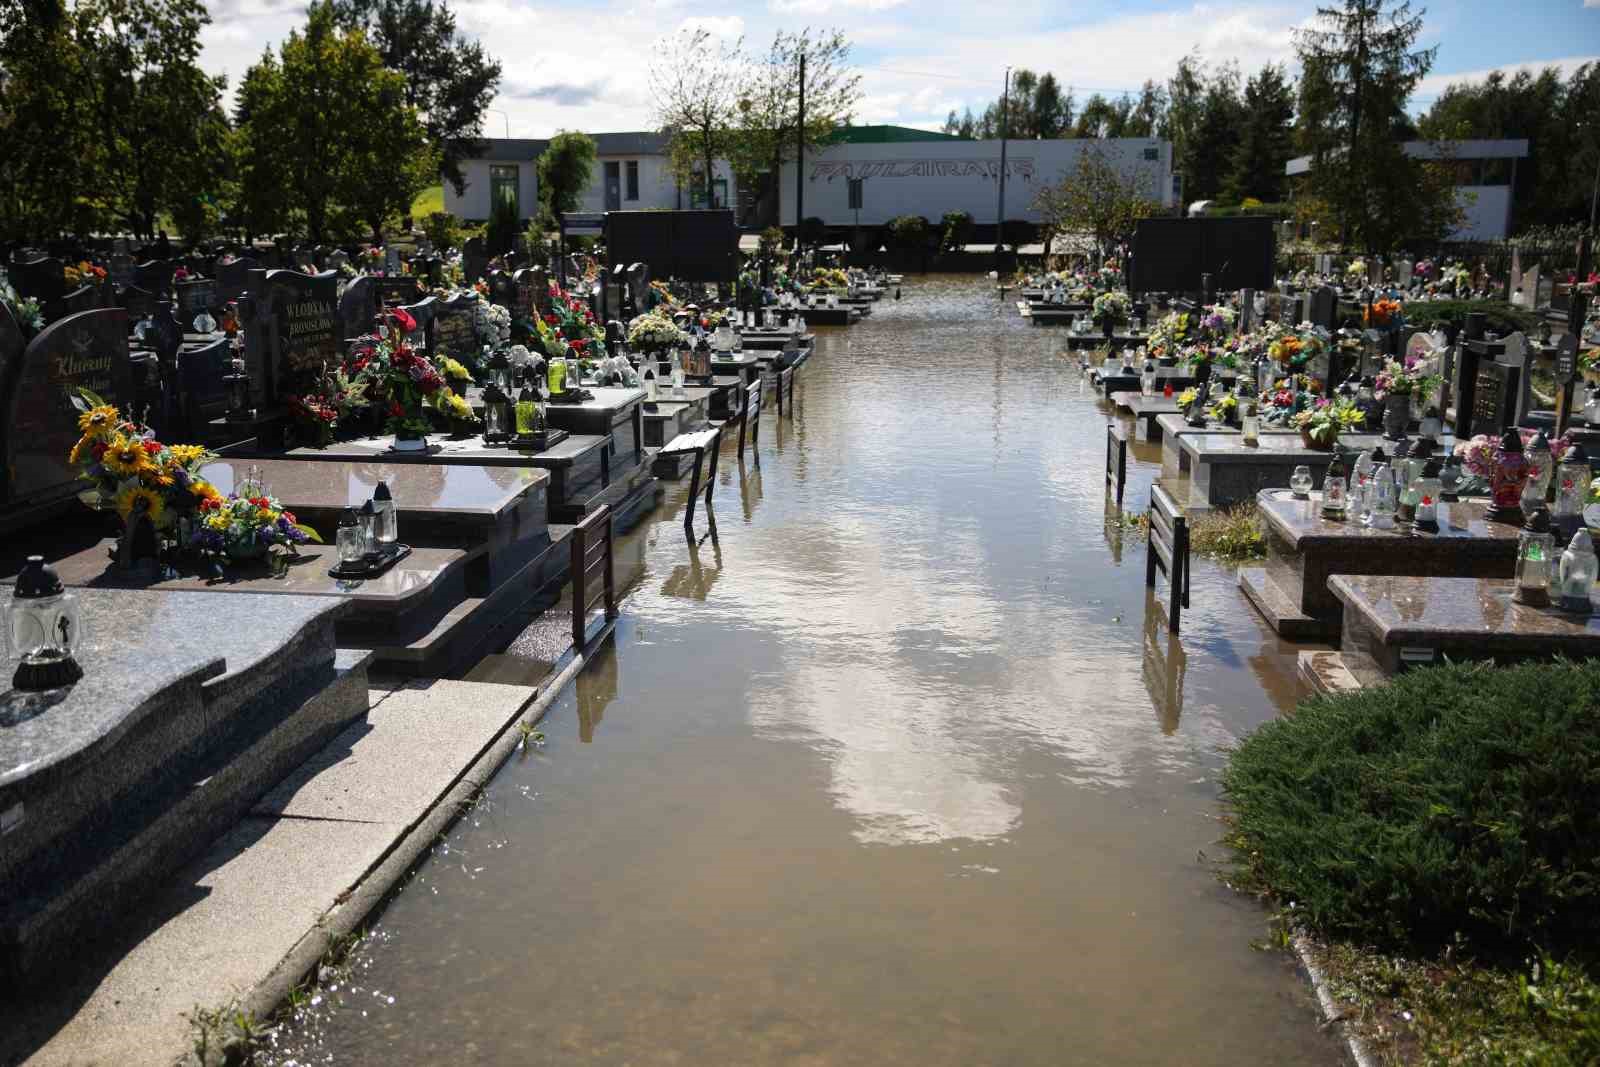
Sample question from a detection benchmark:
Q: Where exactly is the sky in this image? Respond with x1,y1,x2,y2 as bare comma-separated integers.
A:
199,0,1600,138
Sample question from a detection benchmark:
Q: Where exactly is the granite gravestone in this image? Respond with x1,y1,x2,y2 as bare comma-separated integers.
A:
118,283,162,322
262,270,340,404
12,257,65,305
1309,286,1337,331
215,256,260,304
626,263,649,315
400,296,436,356
3,308,132,509
526,266,552,315
58,286,100,317
325,249,350,273
512,269,539,320
463,237,489,287
370,276,424,310
177,337,232,437
384,246,402,275
339,274,378,339
175,279,219,328
132,260,174,297
487,270,517,312
107,254,136,289
0,300,26,499
1468,361,1518,439
432,294,478,363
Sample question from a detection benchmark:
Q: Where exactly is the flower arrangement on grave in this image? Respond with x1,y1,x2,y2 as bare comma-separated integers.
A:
699,308,727,330
0,276,44,335
475,297,511,348
1364,297,1403,328
1291,398,1364,448
350,307,444,441
1343,259,1367,287
62,260,107,288
1145,312,1193,359
1207,392,1239,424
1091,290,1131,328
358,246,384,272
1413,258,1435,280
626,309,689,353
65,390,221,535
1373,355,1442,400
432,386,479,432
807,268,851,292
1261,375,1320,424
1266,323,1327,369
1291,269,1312,289
1197,303,1235,339
1175,388,1201,415
189,468,321,561
1093,262,1123,291
287,365,367,447
648,279,679,309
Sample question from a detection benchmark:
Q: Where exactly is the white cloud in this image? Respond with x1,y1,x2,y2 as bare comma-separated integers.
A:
1415,54,1600,101
677,15,745,39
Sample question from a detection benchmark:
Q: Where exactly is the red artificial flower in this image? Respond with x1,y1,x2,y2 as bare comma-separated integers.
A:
544,314,558,325
390,308,417,334
142,440,162,455
389,401,405,418
282,510,297,524
92,441,108,459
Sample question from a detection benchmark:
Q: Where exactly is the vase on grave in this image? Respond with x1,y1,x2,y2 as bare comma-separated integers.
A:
1193,361,1212,387
391,434,429,453
1383,393,1410,439
1486,429,1530,525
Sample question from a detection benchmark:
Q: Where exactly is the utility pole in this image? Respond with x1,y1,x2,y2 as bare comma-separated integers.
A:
996,67,1010,275
796,52,806,252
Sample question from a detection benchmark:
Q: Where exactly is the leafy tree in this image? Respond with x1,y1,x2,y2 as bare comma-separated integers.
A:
1031,73,1071,138
728,28,861,218
651,27,741,211
1125,81,1167,137
537,129,596,225
1033,143,1161,259
1162,52,1206,196
235,1,433,242
1224,64,1295,203
331,0,500,196
1294,0,1443,250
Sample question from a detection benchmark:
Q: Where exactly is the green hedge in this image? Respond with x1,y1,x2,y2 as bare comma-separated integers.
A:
1402,299,1538,338
1222,660,1600,956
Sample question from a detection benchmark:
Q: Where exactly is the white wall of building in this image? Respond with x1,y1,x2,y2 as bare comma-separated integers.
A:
1450,185,1513,241
443,158,539,222
778,138,1174,227
576,154,690,213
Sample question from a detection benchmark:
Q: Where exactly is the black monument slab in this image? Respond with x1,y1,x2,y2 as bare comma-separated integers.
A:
432,293,479,363
339,273,378,338
1467,361,1518,439
262,270,340,403
175,278,219,326
11,257,65,305
214,256,261,304
462,237,489,287
132,259,174,297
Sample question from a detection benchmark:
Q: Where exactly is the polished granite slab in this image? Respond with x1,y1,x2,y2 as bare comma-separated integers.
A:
198,457,547,517
1239,489,1521,639
1331,574,1600,678
1180,432,1384,510
1111,393,1181,441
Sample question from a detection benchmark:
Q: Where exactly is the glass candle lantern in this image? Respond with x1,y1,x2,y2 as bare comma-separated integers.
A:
336,508,364,565
1553,444,1590,545
1241,396,1260,446
1558,528,1598,614
1321,455,1348,520
1141,358,1156,397
7,556,83,690
481,381,512,443
1513,507,1555,607
1368,464,1397,529
1290,464,1314,499
1585,387,1600,427
1522,430,1553,512
1351,449,1374,521
670,349,686,398
372,481,397,548
1412,459,1442,533
1439,455,1464,501
515,374,544,436
357,499,379,558
1418,406,1443,440
1488,429,1531,524
546,355,568,396
641,359,659,401
487,350,513,393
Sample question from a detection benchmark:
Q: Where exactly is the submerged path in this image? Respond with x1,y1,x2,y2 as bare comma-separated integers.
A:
272,277,1344,1065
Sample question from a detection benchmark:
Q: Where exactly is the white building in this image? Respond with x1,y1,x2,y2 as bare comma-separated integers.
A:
1285,139,1530,241
443,133,739,222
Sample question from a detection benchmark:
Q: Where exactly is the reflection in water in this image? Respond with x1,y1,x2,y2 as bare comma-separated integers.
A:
1103,495,1126,564
1142,589,1189,733
272,276,1342,1067
575,639,619,743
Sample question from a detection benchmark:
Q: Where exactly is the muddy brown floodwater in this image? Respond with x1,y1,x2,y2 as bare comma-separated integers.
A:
267,277,1346,1066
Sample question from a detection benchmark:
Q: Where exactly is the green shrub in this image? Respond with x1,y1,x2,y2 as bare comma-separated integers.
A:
1222,660,1600,957
1402,299,1536,338
940,210,974,252
421,211,463,252
485,196,520,255
886,214,927,252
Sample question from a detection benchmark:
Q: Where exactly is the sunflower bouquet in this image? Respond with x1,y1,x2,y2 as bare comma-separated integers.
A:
190,468,321,560
66,390,220,537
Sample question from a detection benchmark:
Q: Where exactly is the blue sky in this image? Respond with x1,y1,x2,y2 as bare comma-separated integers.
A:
200,0,1600,136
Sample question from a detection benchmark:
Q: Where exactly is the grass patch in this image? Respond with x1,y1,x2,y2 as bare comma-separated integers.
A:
1188,503,1266,561
410,184,443,219
1221,659,1600,1063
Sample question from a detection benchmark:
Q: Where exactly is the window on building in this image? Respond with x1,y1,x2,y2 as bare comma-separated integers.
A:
490,164,519,217
626,161,640,201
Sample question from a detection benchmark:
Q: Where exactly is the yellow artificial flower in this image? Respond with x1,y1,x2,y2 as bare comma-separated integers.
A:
142,466,175,488
167,444,207,465
67,434,95,466
77,405,120,439
205,514,228,531
440,357,473,382
115,484,165,524
100,436,153,477
189,480,221,502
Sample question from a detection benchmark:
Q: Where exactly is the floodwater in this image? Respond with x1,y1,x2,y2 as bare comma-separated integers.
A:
269,277,1344,1066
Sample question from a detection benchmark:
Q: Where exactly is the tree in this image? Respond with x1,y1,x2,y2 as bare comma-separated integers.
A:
1031,73,1071,138
1294,0,1441,250
75,0,228,239
537,129,597,221
1033,143,1161,259
331,0,500,196
1125,80,1167,137
1224,64,1295,203
235,1,433,242
727,27,861,220
1162,52,1206,197
651,27,741,210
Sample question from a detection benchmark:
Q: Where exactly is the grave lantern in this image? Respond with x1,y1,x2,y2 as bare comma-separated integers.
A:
1584,385,1600,427
336,508,364,565
1558,528,1598,614
1290,464,1314,500
1321,453,1348,520
1418,406,1443,440
1513,506,1555,607
1367,463,1397,530
7,556,83,691
372,481,397,550
515,368,545,442
481,380,513,443
1240,388,1261,447
1412,459,1443,533
1140,356,1156,397
487,350,514,394
1554,443,1590,546
357,499,379,558
1522,430,1553,513
1487,430,1530,525
223,356,251,420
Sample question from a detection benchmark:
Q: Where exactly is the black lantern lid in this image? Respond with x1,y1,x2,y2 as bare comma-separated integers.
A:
482,380,508,402
1326,452,1347,477
1524,505,1552,533
1421,458,1443,478
1500,428,1524,452
14,555,63,599
487,350,511,370
358,499,376,518
339,507,358,528
1527,430,1551,453
1370,444,1388,464
1413,437,1435,458
374,481,392,503
1565,442,1589,466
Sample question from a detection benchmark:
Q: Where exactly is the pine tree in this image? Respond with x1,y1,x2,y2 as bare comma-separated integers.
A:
1224,64,1295,203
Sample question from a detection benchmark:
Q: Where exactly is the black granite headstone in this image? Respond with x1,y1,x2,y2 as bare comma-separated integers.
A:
215,256,260,304
339,274,378,339
177,336,232,439
370,276,425,309
132,260,174,297
400,296,436,355
12,257,65,305
463,237,489,287
57,286,100,317
262,270,340,402
107,254,136,289
3,308,132,508
1468,361,1517,439
487,270,517,311
512,269,538,320
175,279,219,326
432,294,478,362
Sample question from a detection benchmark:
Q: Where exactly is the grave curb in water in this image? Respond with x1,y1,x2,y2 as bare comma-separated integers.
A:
233,641,604,1036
